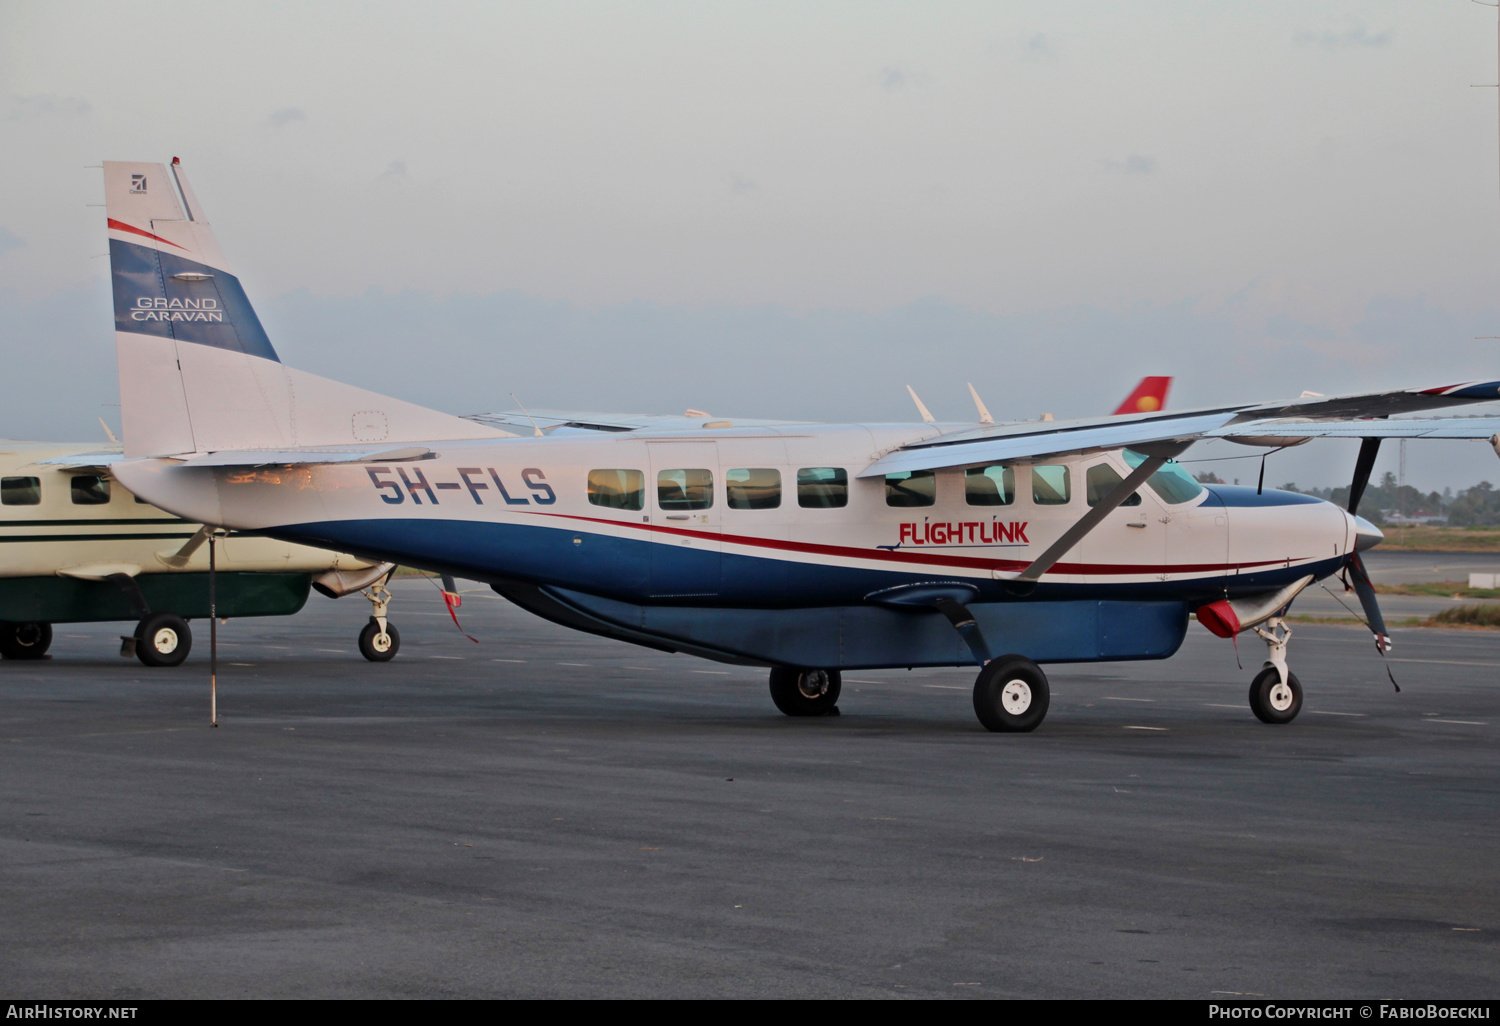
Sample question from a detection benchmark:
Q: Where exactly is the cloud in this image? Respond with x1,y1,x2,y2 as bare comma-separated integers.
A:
379,160,408,181
730,174,757,196
6,94,90,120
0,227,23,254
1101,154,1158,175
1297,24,1391,49
268,107,305,128
878,67,905,90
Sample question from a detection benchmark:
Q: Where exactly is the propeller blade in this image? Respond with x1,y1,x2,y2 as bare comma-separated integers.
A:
1348,437,1382,514
1346,551,1392,654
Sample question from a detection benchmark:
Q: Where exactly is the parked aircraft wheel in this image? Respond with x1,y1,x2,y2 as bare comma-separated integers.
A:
1248,667,1302,724
135,612,191,668
359,619,400,662
0,621,52,660
768,667,841,716
973,655,1050,733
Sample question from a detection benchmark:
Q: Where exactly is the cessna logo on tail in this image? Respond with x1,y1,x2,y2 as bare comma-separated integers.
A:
130,297,222,323
130,175,146,193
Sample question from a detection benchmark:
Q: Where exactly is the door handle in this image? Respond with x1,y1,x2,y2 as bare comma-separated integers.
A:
665,514,690,521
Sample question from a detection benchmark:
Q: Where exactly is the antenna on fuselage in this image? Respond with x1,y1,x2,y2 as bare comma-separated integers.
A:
509,393,545,438
966,383,995,425
906,386,936,424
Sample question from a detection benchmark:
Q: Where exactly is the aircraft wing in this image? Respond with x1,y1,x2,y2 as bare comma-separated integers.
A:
859,380,1500,477
33,449,128,470
1207,416,1500,440
464,410,813,434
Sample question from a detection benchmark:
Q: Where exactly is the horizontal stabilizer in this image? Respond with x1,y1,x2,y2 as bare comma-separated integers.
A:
172,445,436,468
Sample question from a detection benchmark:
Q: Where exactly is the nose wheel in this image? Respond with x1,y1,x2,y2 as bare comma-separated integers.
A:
358,582,400,662
1249,667,1302,723
1248,617,1303,724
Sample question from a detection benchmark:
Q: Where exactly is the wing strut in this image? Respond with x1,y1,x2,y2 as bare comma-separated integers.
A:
1013,446,1185,584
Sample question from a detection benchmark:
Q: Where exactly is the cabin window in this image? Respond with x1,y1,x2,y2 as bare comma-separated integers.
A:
1086,463,1142,507
657,469,713,510
885,470,936,507
797,467,848,508
965,466,1014,506
726,468,780,510
1032,465,1070,505
1,476,40,506
1123,450,1205,505
587,469,645,511
70,475,110,505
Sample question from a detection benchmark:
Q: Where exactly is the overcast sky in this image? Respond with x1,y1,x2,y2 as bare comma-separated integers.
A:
4,0,1500,491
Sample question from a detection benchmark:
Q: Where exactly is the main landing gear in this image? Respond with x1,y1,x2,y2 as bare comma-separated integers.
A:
768,667,841,716
1247,617,1302,724
0,621,52,660
358,581,400,662
973,655,1051,733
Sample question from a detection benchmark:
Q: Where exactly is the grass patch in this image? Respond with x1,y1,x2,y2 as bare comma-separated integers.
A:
1371,526,1500,552
1426,603,1500,627
1373,581,1500,600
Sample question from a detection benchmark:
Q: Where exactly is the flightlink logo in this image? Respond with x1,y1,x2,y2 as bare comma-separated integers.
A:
895,518,1029,548
130,297,222,323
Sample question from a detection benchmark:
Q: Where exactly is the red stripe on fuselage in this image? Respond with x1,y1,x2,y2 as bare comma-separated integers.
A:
541,512,1302,577
107,218,188,251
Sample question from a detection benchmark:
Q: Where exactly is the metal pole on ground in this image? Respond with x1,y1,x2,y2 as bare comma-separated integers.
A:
210,533,218,728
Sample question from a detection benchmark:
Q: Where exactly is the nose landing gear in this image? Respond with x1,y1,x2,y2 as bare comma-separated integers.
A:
358,582,400,662
1248,617,1302,724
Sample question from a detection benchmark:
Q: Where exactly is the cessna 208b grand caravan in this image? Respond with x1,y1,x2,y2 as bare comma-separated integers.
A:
101,160,1500,731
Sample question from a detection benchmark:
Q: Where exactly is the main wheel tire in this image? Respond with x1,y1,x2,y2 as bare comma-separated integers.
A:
359,619,400,662
768,667,841,716
1248,666,1302,724
134,612,191,667
973,655,1050,733
0,621,52,660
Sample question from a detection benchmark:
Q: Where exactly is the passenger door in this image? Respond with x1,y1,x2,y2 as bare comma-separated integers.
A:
646,442,721,599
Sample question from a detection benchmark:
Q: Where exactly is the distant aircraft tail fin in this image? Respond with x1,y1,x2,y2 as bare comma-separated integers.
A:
105,159,507,458
1112,376,1173,416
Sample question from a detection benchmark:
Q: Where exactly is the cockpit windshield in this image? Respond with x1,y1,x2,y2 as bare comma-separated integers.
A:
1122,450,1205,505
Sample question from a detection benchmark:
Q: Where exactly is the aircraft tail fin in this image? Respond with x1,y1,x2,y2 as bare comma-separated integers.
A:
105,159,508,458
1113,376,1172,416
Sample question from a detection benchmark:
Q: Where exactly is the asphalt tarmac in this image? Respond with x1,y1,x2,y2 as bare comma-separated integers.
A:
2,580,1496,999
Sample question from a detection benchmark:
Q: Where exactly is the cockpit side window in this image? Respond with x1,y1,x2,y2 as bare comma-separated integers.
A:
1086,463,1142,507
797,468,848,508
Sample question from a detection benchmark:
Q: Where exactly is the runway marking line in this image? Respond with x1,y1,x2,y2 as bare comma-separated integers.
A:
431,656,464,660
1389,658,1500,668
925,684,966,690
493,659,526,663
1308,710,1365,717
1124,726,1168,731
1205,703,1242,709
845,679,882,684
1105,696,1154,702
558,662,590,667
692,670,730,675
1425,719,1487,726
